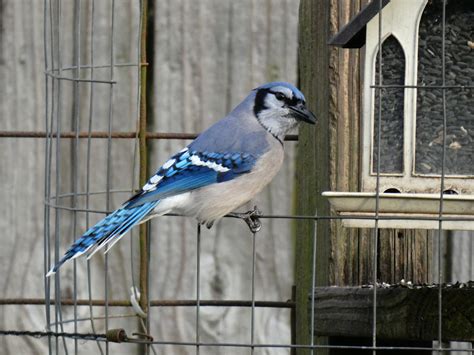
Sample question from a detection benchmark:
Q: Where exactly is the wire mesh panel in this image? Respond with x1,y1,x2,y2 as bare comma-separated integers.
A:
42,1,300,354
44,0,143,353
311,0,474,353
1,0,471,354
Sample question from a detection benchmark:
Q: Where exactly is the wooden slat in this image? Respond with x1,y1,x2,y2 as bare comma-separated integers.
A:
295,0,331,353
311,286,474,341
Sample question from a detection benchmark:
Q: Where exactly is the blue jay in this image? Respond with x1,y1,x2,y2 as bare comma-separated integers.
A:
46,82,316,276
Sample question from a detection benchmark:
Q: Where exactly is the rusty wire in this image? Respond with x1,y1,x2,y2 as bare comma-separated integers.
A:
0,130,299,140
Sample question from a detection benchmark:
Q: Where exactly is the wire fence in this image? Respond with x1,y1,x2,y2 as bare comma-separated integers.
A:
0,0,473,354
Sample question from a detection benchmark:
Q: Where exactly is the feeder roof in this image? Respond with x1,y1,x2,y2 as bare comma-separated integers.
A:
329,0,390,48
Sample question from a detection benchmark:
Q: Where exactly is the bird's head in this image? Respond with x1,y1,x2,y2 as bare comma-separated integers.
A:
253,82,317,141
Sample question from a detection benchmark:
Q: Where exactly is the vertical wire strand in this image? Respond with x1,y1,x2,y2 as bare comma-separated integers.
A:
437,0,448,352
131,1,144,351
52,2,60,351
250,230,257,355
310,213,318,355
196,223,201,355
145,221,152,355
53,0,69,353
85,1,104,354
104,1,117,354
47,2,57,349
372,0,384,352
130,0,143,330
43,1,53,353
71,0,82,352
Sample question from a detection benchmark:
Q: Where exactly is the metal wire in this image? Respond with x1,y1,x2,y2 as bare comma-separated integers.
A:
437,1,448,351
250,231,257,355
85,1,105,353
195,224,201,355
3,329,474,353
371,2,384,352
309,213,317,355
71,1,81,352
52,1,68,353
0,130,299,140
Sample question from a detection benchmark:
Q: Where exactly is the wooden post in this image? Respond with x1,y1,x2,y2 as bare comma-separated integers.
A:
294,0,330,353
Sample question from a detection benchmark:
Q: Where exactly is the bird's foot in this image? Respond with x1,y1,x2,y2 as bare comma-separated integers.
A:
229,206,262,233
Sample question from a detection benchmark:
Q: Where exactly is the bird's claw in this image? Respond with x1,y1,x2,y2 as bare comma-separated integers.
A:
230,206,262,233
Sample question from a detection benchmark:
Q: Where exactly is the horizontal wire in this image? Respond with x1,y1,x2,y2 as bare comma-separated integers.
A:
48,189,133,200
0,329,106,341
0,130,299,141
0,298,294,308
50,62,140,72
45,70,117,84
143,341,474,352
1,330,473,352
370,84,474,89
39,202,474,222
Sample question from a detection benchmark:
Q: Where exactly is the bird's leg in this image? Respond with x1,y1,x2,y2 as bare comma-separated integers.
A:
228,206,263,233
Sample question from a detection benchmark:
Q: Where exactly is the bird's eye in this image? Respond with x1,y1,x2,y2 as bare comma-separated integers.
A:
274,92,286,101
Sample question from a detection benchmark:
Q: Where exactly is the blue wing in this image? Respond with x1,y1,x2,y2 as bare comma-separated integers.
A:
124,148,257,208
46,147,256,275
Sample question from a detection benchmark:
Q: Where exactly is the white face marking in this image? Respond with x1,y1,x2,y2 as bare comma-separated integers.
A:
272,86,292,96
162,158,176,169
256,87,299,140
264,94,284,109
190,155,230,173
265,86,293,108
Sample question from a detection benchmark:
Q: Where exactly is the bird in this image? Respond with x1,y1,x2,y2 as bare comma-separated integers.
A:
46,82,317,276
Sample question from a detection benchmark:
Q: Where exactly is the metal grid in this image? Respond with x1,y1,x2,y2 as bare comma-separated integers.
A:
0,0,473,354
39,1,297,354
369,1,473,353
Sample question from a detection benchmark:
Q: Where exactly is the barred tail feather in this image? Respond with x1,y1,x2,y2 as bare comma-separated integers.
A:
46,201,159,277
86,202,158,259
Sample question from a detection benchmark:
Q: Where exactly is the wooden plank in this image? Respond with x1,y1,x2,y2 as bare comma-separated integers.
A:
311,286,474,341
328,0,368,287
295,0,331,353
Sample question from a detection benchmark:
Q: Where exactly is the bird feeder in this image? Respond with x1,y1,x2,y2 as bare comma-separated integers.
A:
324,0,474,230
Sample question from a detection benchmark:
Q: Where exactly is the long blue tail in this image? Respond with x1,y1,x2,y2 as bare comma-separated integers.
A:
46,201,159,276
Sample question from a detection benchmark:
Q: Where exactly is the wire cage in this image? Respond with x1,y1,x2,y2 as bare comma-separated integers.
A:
1,0,473,354
42,0,298,354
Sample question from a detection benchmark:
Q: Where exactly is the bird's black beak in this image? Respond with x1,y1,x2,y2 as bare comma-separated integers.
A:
289,104,317,124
